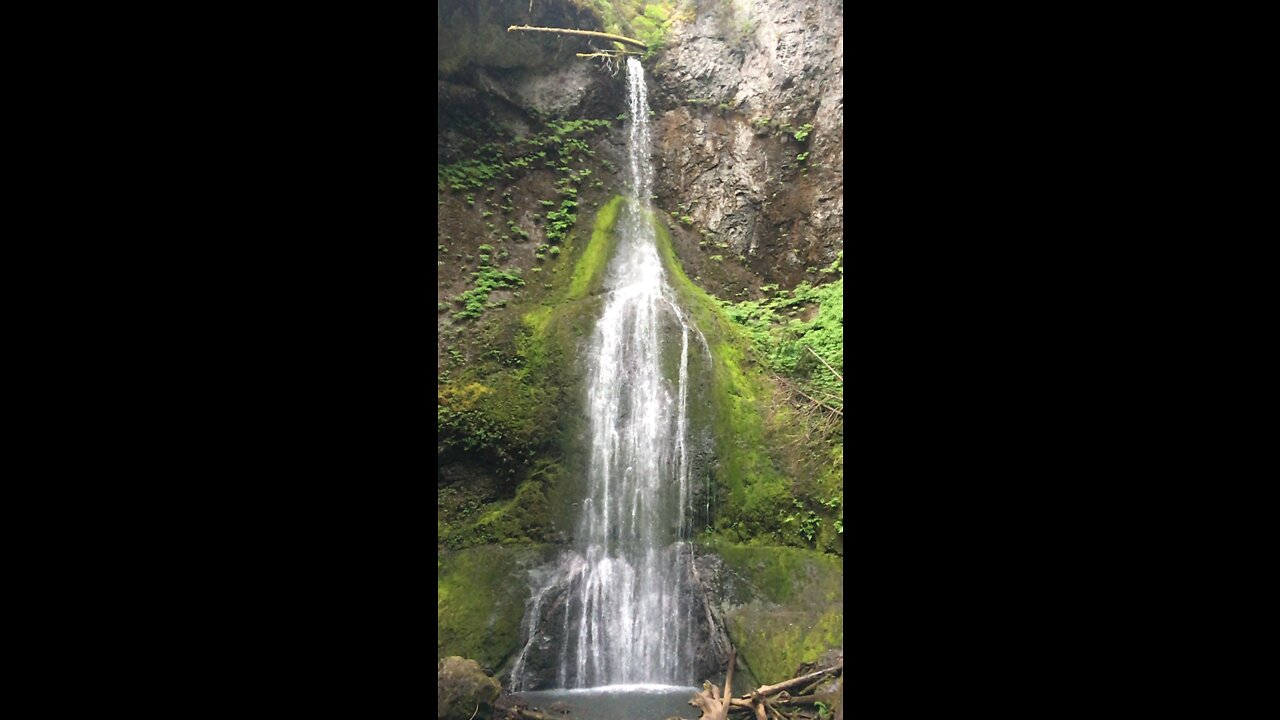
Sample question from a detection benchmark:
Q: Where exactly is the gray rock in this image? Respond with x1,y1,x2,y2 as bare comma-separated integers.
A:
653,0,844,288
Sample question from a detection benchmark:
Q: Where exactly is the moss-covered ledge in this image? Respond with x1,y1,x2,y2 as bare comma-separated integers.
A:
726,606,843,687
438,544,558,674
698,540,844,685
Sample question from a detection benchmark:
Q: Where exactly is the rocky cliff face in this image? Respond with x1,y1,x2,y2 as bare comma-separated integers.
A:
439,0,844,320
650,0,843,295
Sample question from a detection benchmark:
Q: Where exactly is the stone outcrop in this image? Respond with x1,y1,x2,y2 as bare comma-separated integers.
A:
693,540,844,686
651,0,844,293
438,656,501,720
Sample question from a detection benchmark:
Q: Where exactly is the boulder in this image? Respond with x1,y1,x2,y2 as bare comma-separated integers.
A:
438,656,501,720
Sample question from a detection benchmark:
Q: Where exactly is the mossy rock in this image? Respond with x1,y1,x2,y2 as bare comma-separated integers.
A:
726,606,843,686
440,475,559,550
703,541,843,685
438,544,557,673
438,656,501,720
709,541,843,607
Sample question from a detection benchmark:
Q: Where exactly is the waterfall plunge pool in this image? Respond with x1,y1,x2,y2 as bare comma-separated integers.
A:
510,684,701,719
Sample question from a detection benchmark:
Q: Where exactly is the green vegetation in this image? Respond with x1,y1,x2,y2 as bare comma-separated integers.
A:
440,474,556,551
451,267,524,321
707,540,843,605
438,5,843,681
715,259,843,398
651,216,841,550
439,198,625,554
704,255,843,551
588,1,685,60
568,196,623,299
437,118,610,193
705,539,844,683
438,544,555,671
728,605,842,684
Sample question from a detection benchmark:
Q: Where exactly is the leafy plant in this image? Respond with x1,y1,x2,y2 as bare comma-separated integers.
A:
452,267,525,320
715,272,844,400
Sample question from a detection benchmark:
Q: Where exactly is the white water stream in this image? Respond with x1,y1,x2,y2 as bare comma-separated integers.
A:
512,57,704,691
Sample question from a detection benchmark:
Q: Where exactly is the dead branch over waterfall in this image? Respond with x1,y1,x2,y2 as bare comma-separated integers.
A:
507,24,648,50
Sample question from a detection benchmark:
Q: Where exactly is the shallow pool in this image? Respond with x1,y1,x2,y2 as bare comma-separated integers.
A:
511,683,702,720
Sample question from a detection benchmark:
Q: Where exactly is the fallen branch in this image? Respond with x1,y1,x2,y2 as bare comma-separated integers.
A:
694,658,843,718
508,24,648,50
575,51,643,58
771,373,843,417
753,663,842,698
790,384,843,416
805,345,843,383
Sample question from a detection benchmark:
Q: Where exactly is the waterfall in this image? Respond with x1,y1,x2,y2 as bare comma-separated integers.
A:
512,57,703,690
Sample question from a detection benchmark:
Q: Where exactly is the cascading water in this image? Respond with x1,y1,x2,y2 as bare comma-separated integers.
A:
511,57,707,691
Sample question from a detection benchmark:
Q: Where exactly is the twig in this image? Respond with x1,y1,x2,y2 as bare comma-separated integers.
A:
805,345,843,383
791,384,842,416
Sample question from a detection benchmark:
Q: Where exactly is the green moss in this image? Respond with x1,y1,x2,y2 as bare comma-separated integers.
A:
716,274,843,398
727,605,843,685
441,198,632,552
522,306,553,343
648,215,843,548
706,540,844,606
437,364,558,473
651,216,796,542
704,541,844,684
441,476,557,550
438,544,554,672
568,195,623,300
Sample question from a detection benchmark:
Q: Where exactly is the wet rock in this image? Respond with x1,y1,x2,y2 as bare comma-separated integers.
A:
438,656,501,720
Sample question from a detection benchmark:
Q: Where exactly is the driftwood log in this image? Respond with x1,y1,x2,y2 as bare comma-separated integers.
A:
689,647,737,720
690,651,843,720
